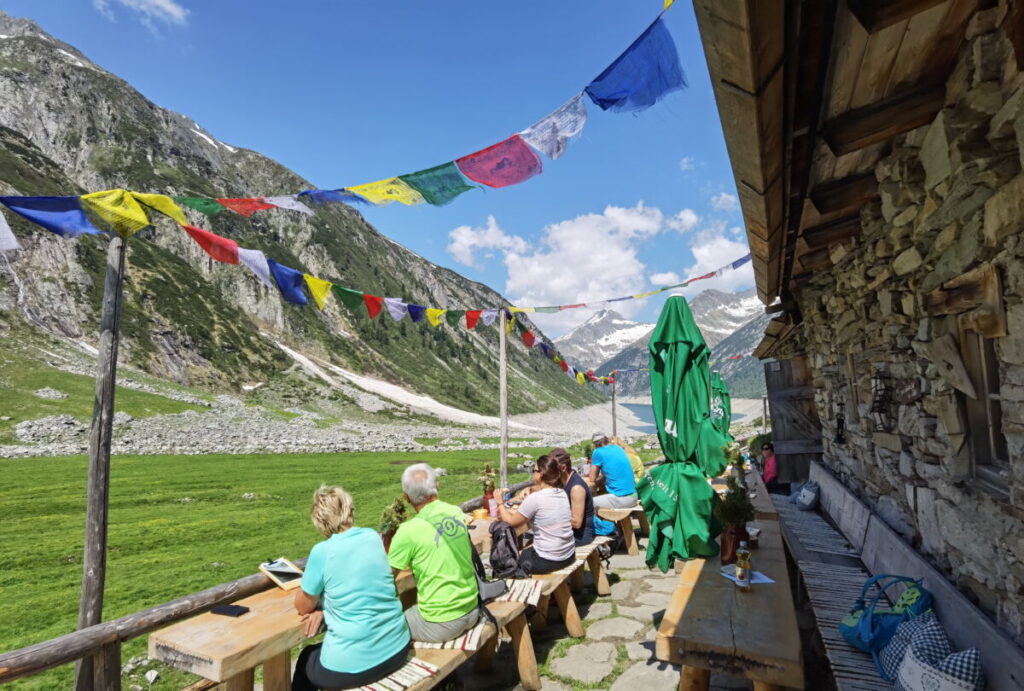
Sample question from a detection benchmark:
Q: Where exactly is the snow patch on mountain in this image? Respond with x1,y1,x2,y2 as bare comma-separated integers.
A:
552,310,654,368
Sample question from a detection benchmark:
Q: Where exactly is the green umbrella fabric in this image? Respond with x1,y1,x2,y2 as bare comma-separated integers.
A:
711,370,733,440
638,295,727,571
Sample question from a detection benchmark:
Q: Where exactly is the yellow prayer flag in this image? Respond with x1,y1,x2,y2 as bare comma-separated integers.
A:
425,308,446,327
505,314,515,333
576,371,586,385
346,178,425,206
303,274,334,310
664,0,675,10
81,189,150,236
131,192,187,226
509,306,535,313
632,290,660,299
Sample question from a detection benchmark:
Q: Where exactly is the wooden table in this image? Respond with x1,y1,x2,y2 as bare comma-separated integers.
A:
655,520,804,690
708,468,778,521
466,514,528,554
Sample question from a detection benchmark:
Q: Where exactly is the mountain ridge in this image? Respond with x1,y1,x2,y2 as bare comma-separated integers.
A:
0,12,603,416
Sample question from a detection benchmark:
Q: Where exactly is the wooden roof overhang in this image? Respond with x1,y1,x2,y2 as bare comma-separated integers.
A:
693,0,993,357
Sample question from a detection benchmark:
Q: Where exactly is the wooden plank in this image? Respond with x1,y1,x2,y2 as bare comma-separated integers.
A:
860,516,1024,690
808,462,872,551
847,0,946,33
655,521,804,689
772,440,824,455
822,83,945,155
262,651,290,691
803,215,862,249
808,174,877,216
886,2,953,90
798,247,833,271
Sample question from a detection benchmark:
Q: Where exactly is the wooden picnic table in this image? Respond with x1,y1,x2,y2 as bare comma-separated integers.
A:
655,519,804,691
708,467,778,521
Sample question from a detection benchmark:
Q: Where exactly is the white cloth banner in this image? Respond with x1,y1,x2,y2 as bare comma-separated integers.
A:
237,247,274,288
480,309,498,326
384,297,407,321
262,195,314,216
0,209,19,251
520,93,587,160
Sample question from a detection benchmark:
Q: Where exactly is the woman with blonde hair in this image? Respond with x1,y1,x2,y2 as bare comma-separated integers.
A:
292,486,410,690
610,436,646,484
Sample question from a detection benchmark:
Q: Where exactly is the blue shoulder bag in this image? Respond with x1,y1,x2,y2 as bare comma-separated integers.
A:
839,574,933,676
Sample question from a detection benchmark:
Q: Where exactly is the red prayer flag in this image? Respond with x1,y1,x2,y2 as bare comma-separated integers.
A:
465,310,481,329
363,294,384,319
455,135,542,188
217,198,275,217
183,225,239,264
692,271,716,282
560,303,586,310
522,330,536,348
558,359,569,372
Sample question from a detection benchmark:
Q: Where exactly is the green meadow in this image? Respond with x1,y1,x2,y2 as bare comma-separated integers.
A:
0,449,536,689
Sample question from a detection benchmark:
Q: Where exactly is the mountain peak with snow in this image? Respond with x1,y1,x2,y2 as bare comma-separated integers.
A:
553,310,655,368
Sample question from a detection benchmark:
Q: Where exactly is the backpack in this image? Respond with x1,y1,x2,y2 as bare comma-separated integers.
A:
469,544,509,603
839,574,934,676
488,520,521,578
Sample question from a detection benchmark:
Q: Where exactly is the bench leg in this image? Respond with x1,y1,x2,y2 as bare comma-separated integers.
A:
570,565,585,592
679,666,710,691
552,581,585,638
637,511,651,537
474,631,499,673
587,550,611,596
621,518,639,556
224,668,255,691
531,593,550,630
506,613,541,691
263,651,291,691
751,684,783,691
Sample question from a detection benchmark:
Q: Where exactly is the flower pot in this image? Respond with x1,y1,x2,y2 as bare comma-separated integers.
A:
484,490,498,517
719,524,749,565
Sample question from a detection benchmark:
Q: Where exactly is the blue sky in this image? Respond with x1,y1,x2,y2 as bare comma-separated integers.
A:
6,0,752,336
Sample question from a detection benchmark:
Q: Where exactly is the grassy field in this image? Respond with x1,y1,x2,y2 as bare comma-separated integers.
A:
0,449,536,689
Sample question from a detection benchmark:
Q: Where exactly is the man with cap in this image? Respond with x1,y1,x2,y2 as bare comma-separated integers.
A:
588,433,638,508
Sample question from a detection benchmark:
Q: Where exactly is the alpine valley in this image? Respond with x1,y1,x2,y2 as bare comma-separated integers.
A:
0,12,607,457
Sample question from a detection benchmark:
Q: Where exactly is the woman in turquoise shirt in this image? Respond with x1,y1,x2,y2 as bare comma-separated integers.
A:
293,486,410,690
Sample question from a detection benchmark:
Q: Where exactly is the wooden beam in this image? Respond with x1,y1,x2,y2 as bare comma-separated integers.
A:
822,84,945,155
798,247,833,271
808,173,878,215
848,0,947,33
803,215,862,249
1007,0,1024,71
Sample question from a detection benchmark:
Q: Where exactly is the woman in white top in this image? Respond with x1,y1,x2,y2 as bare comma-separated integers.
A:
498,454,576,576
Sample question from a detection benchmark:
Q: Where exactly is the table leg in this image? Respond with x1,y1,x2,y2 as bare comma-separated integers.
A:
552,582,585,637
506,613,541,691
263,651,291,691
679,666,710,691
621,518,639,556
474,629,499,672
751,683,783,691
224,667,255,691
587,550,611,596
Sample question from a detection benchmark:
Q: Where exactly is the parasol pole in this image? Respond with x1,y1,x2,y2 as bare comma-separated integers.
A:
75,232,129,690
498,309,508,490
611,378,617,438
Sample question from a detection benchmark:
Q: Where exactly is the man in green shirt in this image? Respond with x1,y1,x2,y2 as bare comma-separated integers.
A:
388,463,480,642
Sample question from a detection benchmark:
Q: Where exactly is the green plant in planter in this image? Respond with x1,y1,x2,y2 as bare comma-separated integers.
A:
714,475,755,528
378,496,409,534
478,464,496,494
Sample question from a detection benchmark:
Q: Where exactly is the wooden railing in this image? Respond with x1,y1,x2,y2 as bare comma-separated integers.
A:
0,480,534,686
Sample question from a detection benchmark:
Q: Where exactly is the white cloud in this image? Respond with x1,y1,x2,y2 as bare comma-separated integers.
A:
667,208,699,233
710,191,739,212
446,215,529,269
674,223,754,297
94,0,189,27
679,156,696,171
650,271,681,286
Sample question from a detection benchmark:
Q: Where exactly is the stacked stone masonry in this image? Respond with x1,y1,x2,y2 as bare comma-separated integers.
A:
774,5,1024,646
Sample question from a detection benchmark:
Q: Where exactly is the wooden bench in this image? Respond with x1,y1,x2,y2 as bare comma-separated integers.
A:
529,560,586,637
570,535,613,596
596,504,649,556
775,461,1024,690
150,570,541,690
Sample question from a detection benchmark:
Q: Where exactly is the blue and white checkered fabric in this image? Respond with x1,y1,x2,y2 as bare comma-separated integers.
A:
885,611,985,691
881,611,950,679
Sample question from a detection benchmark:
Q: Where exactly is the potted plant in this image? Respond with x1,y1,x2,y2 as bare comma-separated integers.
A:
479,464,497,516
714,474,755,564
378,496,408,552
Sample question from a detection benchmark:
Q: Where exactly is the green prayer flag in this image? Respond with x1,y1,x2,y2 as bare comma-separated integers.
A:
399,162,475,206
638,295,726,570
332,285,366,311
534,306,560,314
444,310,464,327
174,196,227,216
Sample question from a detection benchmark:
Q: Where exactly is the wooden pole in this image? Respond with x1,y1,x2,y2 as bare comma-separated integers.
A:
611,379,617,438
762,394,768,435
498,309,509,490
75,233,127,691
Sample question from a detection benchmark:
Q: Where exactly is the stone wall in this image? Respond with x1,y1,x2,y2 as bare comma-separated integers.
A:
775,6,1024,645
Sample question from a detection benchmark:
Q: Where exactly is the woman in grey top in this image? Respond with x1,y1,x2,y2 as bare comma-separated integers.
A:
498,455,575,576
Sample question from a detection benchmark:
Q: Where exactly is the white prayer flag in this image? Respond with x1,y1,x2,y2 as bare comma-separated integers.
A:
262,195,314,216
237,247,274,288
0,209,19,251
520,93,588,160
384,297,407,321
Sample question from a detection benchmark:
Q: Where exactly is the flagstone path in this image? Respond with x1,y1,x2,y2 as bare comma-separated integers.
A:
454,539,754,691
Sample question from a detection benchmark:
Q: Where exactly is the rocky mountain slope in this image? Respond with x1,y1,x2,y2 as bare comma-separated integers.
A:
552,310,654,369
0,12,603,417
595,288,766,397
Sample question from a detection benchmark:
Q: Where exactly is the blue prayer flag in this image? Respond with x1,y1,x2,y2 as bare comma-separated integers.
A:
731,253,752,269
0,196,103,238
407,304,426,323
267,259,309,306
585,18,686,113
298,189,369,206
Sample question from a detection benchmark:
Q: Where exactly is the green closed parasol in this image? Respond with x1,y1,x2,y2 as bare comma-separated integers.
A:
637,296,729,571
711,370,733,441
